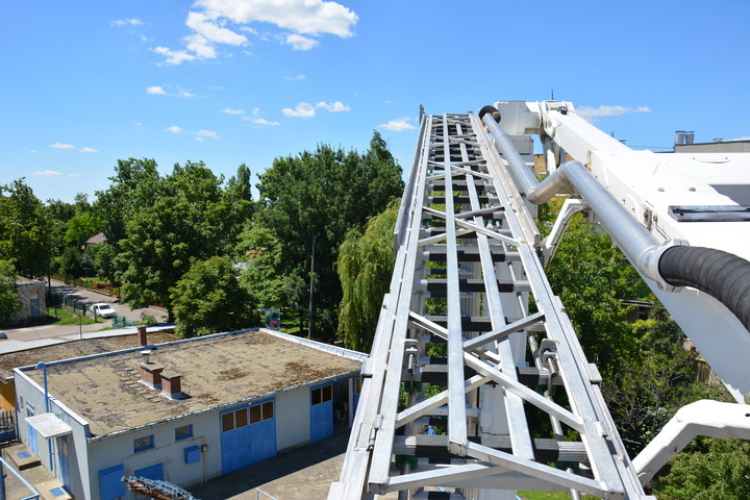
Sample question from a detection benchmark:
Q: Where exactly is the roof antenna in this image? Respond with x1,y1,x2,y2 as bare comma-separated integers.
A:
551,89,555,101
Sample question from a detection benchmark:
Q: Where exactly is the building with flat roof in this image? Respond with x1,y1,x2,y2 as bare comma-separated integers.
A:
13,328,366,500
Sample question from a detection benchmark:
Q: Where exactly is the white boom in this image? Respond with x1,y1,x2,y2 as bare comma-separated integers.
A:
330,101,750,500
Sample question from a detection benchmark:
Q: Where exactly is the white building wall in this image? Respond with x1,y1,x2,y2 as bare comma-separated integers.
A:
14,369,93,500
86,409,225,500
275,385,311,451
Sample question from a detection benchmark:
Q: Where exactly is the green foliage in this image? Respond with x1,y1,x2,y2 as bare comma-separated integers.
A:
64,212,101,247
58,247,85,279
0,260,20,327
541,199,643,373
653,437,750,500
254,131,403,339
117,161,252,319
0,179,51,277
236,222,301,309
171,256,259,338
337,199,400,351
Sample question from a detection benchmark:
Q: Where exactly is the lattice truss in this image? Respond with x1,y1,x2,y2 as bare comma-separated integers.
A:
331,113,654,500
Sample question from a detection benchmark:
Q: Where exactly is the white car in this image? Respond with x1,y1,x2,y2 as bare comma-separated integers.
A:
89,303,116,319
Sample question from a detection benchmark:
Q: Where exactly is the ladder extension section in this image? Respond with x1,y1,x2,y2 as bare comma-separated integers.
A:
330,113,654,499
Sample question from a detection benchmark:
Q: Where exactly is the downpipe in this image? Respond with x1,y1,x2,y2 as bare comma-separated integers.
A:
479,105,750,332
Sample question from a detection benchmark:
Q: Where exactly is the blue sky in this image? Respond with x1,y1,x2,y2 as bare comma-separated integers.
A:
2,0,749,204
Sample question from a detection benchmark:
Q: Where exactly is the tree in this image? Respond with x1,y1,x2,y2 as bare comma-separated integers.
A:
64,212,101,248
118,161,252,320
0,179,51,278
254,132,403,338
337,199,400,351
171,256,258,338
653,437,750,500
0,260,19,327
540,200,643,374
93,158,160,244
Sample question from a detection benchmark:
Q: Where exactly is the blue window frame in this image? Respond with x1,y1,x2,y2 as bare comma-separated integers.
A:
175,424,193,441
134,435,154,453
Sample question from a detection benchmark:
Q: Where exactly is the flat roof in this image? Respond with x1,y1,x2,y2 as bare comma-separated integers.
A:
23,331,362,436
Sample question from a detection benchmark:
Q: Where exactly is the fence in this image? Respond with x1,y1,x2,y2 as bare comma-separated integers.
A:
0,410,17,443
113,314,136,328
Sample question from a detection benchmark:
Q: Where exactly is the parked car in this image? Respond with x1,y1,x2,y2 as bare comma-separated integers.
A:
89,303,116,319
0,332,6,340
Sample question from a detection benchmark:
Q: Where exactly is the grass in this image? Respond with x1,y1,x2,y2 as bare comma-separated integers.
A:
48,306,104,326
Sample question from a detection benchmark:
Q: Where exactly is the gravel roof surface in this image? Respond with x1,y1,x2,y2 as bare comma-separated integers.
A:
22,331,361,436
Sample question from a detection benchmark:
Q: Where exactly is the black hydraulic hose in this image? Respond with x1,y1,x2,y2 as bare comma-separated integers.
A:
659,246,750,332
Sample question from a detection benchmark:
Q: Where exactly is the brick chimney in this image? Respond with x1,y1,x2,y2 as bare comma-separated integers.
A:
137,326,148,347
140,361,163,390
161,371,183,399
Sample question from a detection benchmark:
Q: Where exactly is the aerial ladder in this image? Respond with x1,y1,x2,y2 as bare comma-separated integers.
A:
329,101,750,500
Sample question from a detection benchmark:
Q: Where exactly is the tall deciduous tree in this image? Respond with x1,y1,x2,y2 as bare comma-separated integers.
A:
254,131,403,338
117,161,252,320
171,256,258,338
0,179,51,278
337,199,400,351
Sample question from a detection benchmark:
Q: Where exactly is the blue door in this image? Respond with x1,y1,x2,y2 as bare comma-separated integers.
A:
221,400,276,473
134,462,164,482
310,384,333,442
58,435,71,492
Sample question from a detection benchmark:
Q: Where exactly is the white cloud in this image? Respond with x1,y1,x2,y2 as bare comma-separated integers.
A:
28,150,37,154
79,147,99,153
576,105,651,122
222,108,245,115
50,142,75,149
152,46,196,65
195,0,357,37
168,126,220,141
282,101,350,117
316,101,349,112
178,89,198,98
244,117,281,127
285,34,318,50
185,34,218,59
68,173,81,177
197,130,219,140
379,118,416,132
112,18,144,27
283,102,316,118
284,75,306,81
33,170,63,176
146,86,167,95
186,12,248,45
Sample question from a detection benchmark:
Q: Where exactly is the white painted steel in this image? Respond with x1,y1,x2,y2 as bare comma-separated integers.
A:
330,111,655,500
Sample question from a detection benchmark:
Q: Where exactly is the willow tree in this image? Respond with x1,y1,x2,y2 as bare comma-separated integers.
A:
337,199,400,352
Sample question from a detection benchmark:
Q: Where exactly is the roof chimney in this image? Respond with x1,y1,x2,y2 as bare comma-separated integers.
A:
140,360,163,390
137,326,148,347
160,371,184,399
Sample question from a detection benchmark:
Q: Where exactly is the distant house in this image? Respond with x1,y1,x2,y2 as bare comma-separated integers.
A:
84,233,107,246
12,277,46,325
14,328,365,500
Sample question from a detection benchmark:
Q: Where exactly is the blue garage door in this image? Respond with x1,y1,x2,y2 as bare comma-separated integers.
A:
310,384,333,442
134,462,164,482
220,400,276,473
